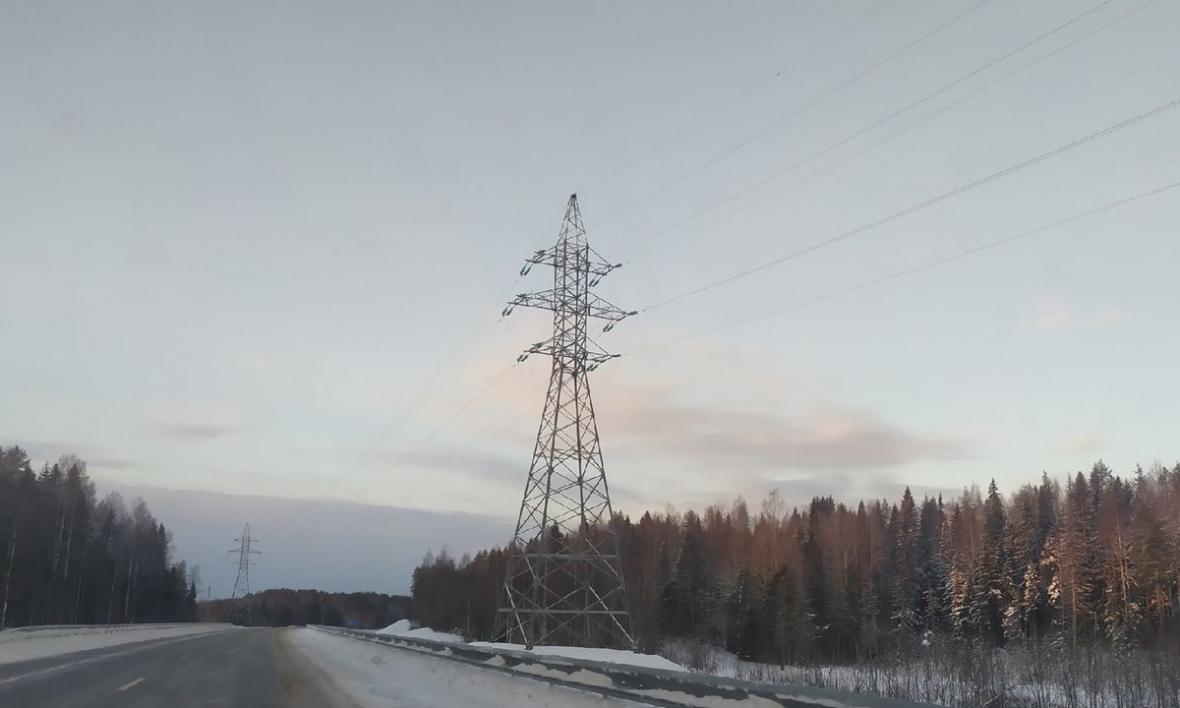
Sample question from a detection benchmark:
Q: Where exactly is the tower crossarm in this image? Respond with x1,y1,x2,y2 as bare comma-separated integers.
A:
519,245,620,279
521,337,620,365
506,291,635,322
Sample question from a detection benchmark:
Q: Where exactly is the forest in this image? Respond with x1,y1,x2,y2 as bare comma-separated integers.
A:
198,588,412,628
411,461,1180,706
0,445,197,628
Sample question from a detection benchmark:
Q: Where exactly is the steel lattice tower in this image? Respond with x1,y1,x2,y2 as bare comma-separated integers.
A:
228,523,260,599
496,194,635,649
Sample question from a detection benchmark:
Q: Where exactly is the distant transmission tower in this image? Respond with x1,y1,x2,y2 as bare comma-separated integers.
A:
496,194,636,649
228,523,260,599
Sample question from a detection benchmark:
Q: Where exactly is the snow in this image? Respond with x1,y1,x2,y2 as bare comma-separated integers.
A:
470,642,685,673
317,627,891,707
659,639,1179,708
375,619,465,643
289,626,649,707
0,623,235,665
374,619,684,672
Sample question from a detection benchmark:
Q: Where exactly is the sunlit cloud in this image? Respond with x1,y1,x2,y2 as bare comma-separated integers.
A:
608,398,966,471
420,343,971,515
1022,300,1124,331
152,422,242,441
1055,433,1103,455
367,444,523,485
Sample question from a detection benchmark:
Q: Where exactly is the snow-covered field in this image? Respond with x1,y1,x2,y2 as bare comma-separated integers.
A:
0,623,235,665
660,639,1180,708
376,619,684,672
290,626,650,707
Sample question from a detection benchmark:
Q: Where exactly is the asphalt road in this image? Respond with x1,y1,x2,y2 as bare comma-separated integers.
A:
0,627,348,708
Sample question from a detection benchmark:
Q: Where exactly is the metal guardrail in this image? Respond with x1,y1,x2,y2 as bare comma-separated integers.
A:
310,625,939,708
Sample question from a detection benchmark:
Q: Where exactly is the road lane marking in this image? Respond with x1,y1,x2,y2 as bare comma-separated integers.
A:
117,677,145,691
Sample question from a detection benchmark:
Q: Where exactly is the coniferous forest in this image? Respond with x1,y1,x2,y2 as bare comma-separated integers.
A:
197,588,411,628
411,461,1180,707
0,445,197,628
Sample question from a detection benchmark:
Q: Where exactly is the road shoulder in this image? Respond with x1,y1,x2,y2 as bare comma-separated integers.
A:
275,627,362,708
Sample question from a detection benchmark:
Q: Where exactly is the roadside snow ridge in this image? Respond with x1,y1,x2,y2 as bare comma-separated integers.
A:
375,620,685,672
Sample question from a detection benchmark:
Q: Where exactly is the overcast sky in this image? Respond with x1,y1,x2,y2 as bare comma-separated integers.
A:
3,0,1178,595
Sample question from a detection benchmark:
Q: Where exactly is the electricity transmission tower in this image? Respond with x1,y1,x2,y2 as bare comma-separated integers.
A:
496,194,636,649
228,523,260,600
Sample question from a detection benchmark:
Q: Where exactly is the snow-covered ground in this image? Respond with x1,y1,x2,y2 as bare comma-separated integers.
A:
0,623,235,665
376,619,684,672
469,641,685,672
290,626,650,707
660,639,1180,708
375,619,464,643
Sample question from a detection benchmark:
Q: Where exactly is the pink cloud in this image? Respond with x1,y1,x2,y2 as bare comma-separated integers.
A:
1022,300,1124,331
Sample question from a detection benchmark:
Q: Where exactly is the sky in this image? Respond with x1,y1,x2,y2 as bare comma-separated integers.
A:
3,0,1179,595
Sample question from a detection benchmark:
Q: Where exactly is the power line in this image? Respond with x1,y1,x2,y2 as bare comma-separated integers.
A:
417,361,520,447
333,208,624,490
599,0,898,189
330,1,1132,493
339,360,521,499
322,310,505,494
629,179,1180,353
408,45,1171,463
597,0,996,227
641,96,1180,313
749,0,899,96
620,0,1121,257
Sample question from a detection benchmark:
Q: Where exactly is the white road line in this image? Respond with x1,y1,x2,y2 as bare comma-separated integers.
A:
117,677,145,691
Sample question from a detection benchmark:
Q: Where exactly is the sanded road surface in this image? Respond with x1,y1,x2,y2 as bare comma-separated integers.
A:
0,627,349,708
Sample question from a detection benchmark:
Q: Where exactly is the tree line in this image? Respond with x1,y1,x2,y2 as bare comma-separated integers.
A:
198,588,412,628
0,445,197,628
410,461,1180,664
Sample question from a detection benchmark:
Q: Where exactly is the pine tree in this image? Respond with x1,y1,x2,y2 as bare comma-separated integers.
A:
765,563,809,665
1099,475,1140,648
946,490,981,638
918,495,948,632
891,488,921,640
726,566,766,660
1059,472,1100,644
973,480,1009,645
660,512,709,637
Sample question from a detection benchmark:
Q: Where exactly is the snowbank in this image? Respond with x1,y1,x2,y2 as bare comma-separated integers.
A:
0,623,235,665
289,627,640,708
375,619,464,643
316,626,892,707
375,619,685,672
471,641,685,672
